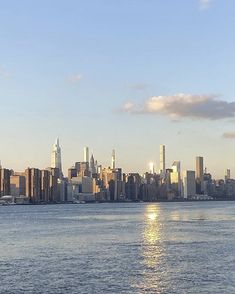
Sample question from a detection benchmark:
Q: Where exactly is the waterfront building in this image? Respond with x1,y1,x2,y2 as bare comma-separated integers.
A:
25,168,41,203
48,167,60,202
41,170,50,202
10,175,26,197
183,170,196,199
0,168,11,196
125,174,140,201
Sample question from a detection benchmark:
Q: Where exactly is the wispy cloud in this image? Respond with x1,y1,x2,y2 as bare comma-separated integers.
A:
199,0,213,10
68,74,83,83
0,65,11,78
222,132,235,139
122,93,235,121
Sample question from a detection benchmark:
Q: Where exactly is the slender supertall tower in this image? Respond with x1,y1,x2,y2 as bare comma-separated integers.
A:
51,137,62,176
84,147,89,163
111,149,116,170
196,156,204,194
160,144,166,175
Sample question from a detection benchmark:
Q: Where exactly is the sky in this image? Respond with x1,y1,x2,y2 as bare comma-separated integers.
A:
1,0,235,178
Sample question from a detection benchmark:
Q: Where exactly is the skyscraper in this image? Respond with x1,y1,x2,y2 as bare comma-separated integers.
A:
25,168,41,203
183,170,196,199
196,156,203,194
83,147,89,163
171,161,181,197
225,169,231,181
0,168,11,196
51,138,62,177
90,154,96,174
111,149,116,170
160,144,166,175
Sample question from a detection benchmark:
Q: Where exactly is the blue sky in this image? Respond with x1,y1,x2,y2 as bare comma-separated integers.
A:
1,0,235,178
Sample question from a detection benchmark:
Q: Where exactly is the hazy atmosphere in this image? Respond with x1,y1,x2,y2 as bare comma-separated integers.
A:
1,0,235,177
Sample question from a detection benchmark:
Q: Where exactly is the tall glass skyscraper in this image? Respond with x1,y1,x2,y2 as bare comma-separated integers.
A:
51,138,62,176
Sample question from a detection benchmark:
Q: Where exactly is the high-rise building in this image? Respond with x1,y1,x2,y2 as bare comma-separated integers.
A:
51,138,62,177
68,167,77,180
83,147,89,164
111,149,116,170
160,144,166,175
225,169,231,181
75,162,89,177
196,156,204,194
183,170,196,199
170,161,181,198
10,175,26,197
149,162,154,174
41,170,50,202
25,168,41,203
90,154,96,174
48,167,60,202
0,168,11,196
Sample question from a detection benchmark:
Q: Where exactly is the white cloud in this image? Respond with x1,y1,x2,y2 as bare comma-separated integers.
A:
122,93,235,121
122,102,135,112
68,74,83,83
222,132,235,139
199,0,213,10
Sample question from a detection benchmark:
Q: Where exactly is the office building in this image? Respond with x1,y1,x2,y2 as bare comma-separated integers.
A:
0,168,11,196
10,175,26,197
183,170,196,199
25,168,41,203
225,169,231,181
41,170,50,202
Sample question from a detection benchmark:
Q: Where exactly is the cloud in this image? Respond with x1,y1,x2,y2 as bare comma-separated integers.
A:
0,65,11,78
222,132,235,139
122,102,135,112
68,74,83,83
199,0,213,10
122,93,235,121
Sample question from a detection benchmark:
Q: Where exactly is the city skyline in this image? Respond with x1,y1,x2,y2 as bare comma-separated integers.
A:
1,1,235,177
0,138,233,181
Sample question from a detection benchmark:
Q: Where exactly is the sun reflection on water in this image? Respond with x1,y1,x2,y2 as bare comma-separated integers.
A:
134,204,167,292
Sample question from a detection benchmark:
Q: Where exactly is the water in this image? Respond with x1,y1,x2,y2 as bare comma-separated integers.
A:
0,202,235,294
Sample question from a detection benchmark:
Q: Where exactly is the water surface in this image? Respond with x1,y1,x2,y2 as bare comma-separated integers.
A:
0,202,234,293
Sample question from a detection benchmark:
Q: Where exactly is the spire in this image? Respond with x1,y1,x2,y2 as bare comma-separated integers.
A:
51,138,63,177
55,137,59,146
